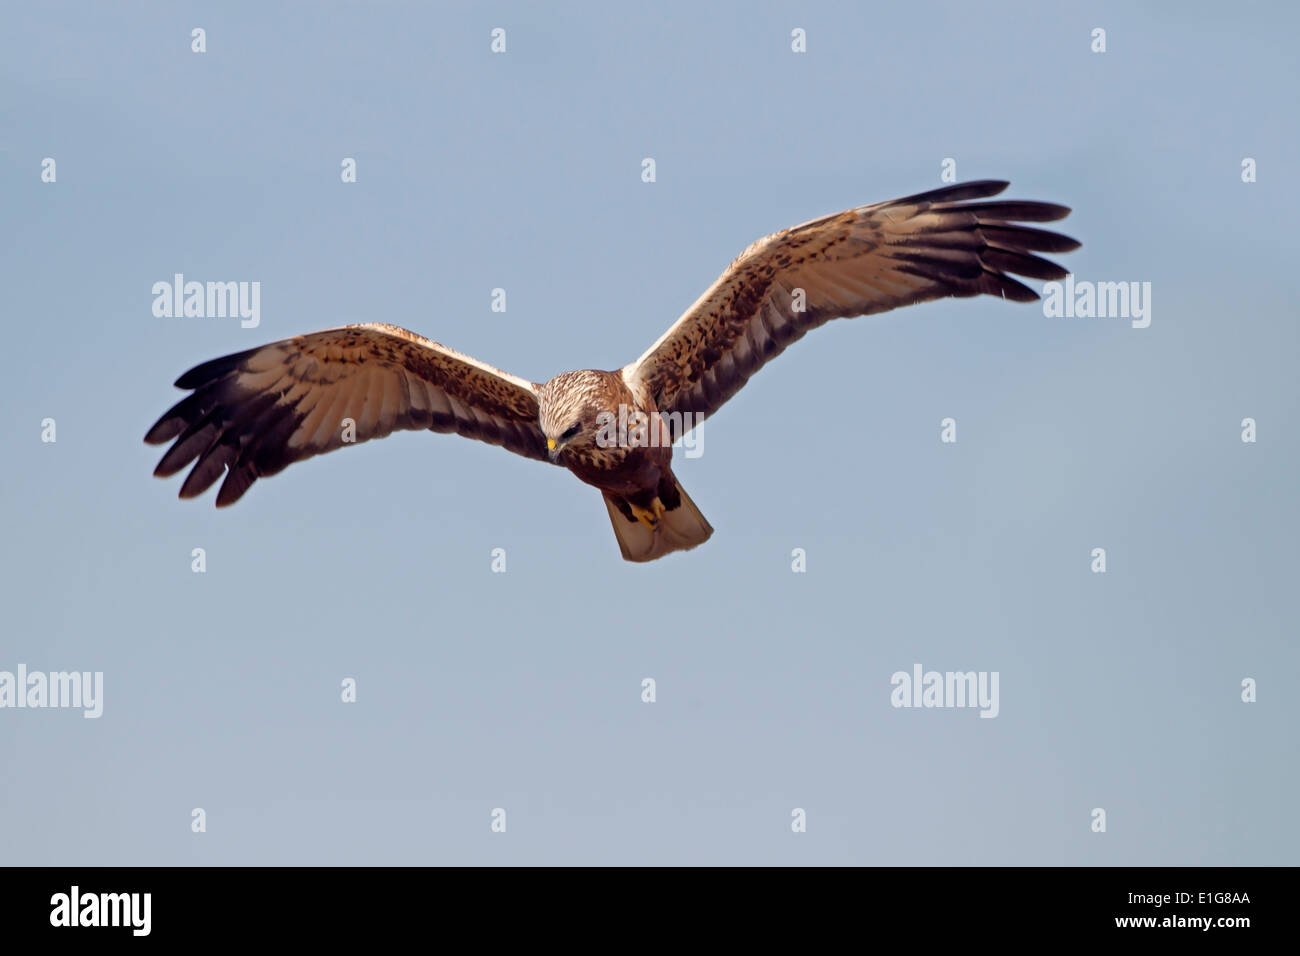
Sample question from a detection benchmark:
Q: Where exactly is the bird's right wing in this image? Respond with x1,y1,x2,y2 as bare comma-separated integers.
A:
144,322,552,506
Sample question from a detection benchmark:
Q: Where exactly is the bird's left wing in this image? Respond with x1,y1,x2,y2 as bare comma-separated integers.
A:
144,322,551,506
623,180,1080,439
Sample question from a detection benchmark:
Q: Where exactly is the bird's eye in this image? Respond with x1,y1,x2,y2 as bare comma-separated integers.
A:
560,423,581,441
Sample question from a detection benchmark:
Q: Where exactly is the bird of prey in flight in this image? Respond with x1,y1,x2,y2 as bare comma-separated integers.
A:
145,180,1079,562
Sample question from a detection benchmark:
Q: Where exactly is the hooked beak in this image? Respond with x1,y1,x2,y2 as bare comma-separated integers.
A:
547,437,560,462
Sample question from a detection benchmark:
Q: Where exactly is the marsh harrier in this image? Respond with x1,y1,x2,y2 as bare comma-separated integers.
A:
145,180,1079,561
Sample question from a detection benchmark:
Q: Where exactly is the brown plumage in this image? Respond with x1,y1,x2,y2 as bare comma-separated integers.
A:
145,180,1079,561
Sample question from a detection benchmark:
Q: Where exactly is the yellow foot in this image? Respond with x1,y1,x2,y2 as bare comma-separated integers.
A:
630,498,667,531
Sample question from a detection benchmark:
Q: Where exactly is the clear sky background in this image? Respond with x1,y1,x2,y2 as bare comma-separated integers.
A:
2,1,1296,865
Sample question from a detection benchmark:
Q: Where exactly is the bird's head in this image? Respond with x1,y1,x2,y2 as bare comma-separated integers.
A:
537,370,620,462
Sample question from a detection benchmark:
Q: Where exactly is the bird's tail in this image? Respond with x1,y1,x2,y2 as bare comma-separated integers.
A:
602,477,713,563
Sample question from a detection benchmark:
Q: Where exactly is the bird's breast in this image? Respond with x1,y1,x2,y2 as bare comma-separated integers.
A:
565,441,670,496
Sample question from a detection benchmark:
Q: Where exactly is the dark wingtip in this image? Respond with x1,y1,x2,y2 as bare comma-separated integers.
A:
962,200,1072,223
896,180,1010,206
987,272,1039,303
957,178,1010,195
143,417,177,445
980,224,1081,254
1043,232,1081,252
174,347,259,389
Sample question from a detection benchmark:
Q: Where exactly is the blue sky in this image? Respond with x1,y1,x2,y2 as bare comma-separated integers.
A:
2,1,1297,864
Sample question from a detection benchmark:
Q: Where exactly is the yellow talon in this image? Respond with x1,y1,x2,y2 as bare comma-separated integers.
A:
630,497,667,530
630,501,661,530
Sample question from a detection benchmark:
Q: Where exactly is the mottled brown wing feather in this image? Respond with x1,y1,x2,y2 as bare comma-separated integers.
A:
624,181,1080,439
144,322,551,506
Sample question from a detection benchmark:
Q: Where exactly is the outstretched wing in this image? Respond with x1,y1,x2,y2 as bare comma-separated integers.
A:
624,180,1080,439
144,322,550,506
